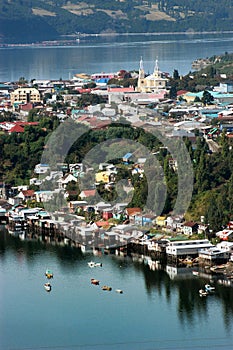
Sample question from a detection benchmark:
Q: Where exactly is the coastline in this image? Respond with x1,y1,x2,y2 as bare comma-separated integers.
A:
1,30,233,48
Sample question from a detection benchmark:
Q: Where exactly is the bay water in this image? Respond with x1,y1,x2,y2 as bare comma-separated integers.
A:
1,228,233,350
1,33,233,82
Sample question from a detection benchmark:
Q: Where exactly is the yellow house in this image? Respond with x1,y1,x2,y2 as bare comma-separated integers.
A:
95,171,111,184
155,216,167,227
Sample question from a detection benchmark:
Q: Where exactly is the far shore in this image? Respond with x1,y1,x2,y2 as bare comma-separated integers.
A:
1,30,233,48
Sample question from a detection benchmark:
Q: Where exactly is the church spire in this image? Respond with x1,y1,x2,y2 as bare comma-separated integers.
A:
153,58,161,78
139,56,145,79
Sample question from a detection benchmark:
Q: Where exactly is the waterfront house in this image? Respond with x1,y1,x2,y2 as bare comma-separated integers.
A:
198,247,230,262
166,239,213,258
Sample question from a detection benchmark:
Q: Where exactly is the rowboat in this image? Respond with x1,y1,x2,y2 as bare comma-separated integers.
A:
91,278,100,285
102,285,112,291
88,261,102,268
44,283,51,292
45,269,53,279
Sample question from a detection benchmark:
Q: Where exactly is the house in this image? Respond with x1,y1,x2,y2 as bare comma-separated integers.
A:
57,174,78,189
34,164,50,174
166,239,213,258
68,200,87,213
125,207,142,221
102,209,113,220
35,191,54,203
10,87,41,105
216,229,233,241
134,214,156,226
122,153,133,164
17,190,35,202
199,247,230,262
79,190,96,199
155,216,166,227
95,171,116,184
182,221,198,235
95,202,112,213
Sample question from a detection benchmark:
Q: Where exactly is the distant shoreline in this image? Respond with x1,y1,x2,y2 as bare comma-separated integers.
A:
1,30,233,48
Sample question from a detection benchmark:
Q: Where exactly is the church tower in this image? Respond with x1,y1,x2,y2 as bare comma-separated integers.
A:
137,57,146,91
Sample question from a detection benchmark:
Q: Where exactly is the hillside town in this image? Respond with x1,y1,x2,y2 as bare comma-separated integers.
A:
1,58,233,272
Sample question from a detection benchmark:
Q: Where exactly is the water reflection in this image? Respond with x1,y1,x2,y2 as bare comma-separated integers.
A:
1,229,233,333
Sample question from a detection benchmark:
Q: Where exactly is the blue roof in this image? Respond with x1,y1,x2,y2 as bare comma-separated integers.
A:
123,153,132,159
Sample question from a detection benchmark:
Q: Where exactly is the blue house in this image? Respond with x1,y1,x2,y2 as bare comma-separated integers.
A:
122,153,133,164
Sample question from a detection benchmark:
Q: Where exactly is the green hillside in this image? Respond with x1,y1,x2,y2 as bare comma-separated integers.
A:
0,0,233,43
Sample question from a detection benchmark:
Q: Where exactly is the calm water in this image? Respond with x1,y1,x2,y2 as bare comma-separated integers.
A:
1,33,233,82
1,228,233,350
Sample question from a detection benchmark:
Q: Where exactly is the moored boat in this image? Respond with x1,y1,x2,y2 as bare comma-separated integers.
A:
88,261,102,268
45,269,53,279
115,289,123,294
102,285,112,291
44,282,52,292
205,284,215,293
199,289,208,297
91,278,100,285
192,271,199,276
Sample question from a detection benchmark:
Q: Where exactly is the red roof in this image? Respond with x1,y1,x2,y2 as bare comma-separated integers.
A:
8,124,24,133
177,90,188,96
184,221,198,227
80,190,96,197
21,190,35,197
126,207,142,216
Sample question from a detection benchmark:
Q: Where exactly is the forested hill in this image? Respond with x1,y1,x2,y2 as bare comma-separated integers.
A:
0,0,233,44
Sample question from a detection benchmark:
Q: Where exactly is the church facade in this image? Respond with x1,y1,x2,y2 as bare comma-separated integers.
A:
136,58,168,94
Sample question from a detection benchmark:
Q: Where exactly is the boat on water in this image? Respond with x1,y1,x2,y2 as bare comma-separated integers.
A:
91,278,100,285
44,283,52,292
88,261,102,268
45,269,53,279
199,289,208,297
205,284,215,293
102,285,112,291
192,271,199,276
115,289,123,294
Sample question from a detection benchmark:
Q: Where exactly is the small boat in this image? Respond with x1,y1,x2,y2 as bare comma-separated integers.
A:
192,271,199,276
199,289,208,297
115,289,123,294
44,283,51,292
205,284,215,293
102,285,112,291
45,269,53,279
91,278,100,285
88,261,102,268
